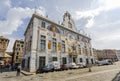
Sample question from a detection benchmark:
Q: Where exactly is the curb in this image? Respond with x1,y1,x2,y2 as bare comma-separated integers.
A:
21,71,35,76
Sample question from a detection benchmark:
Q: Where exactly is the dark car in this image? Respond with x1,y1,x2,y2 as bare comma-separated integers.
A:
60,64,69,70
41,64,54,73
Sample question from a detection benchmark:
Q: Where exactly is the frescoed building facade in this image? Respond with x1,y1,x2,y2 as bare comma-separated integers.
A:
23,12,94,72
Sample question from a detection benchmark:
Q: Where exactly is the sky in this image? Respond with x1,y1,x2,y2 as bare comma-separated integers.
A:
0,0,120,52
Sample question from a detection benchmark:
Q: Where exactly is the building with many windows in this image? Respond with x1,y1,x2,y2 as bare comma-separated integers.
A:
23,12,94,72
13,40,24,64
93,49,118,62
0,36,11,65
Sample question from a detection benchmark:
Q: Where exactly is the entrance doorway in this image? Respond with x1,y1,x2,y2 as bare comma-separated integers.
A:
62,57,67,64
28,57,30,70
73,57,76,63
86,58,89,64
52,57,57,61
39,56,46,69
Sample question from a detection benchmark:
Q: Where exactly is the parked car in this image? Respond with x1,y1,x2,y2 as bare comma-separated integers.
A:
36,61,60,73
50,61,61,71
77,62,86,68
68,62,79,69
96,59,113,66
60,64,69,70
40,64,54,73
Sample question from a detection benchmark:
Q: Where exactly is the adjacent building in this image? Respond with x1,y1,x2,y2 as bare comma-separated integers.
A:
93,49,118,62
23,12,94,72
0,36,11,64
92,48,98,61
116,50,120,61
13,40,24,64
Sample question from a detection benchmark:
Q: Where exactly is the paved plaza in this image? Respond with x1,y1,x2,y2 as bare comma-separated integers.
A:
0,62,120,81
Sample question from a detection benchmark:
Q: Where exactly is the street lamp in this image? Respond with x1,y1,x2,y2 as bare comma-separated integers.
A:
71,44,75,63
85,43,92,72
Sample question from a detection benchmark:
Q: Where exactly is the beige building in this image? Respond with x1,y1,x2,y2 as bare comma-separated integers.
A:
116,50,120,61
92,48,98,61
23,12,94,72
0,36,11,64
93,49,118,62
13,40,24,64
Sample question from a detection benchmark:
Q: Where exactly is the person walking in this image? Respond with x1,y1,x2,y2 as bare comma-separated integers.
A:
16,64,21,76
0,63,3,73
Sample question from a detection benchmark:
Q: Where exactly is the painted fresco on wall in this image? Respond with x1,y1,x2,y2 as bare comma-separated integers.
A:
52,24,56,37
48,41,51,50
82,48,85,54
82,37,88,43
58,42,61,51
47,24,61,37
68,47,71,54
0,43,2,49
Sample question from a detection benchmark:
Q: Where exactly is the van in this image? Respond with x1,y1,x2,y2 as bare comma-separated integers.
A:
49,61,60,70
96,59,113,66
37,61,60,73
77,62,87,68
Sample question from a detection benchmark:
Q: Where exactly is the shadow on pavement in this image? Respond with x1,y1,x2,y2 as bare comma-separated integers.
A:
2,75,16,78
112,71,120,81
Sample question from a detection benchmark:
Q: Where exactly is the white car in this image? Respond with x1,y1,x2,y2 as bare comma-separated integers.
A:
96,59,113,66
49,61,61,70
77,62,86,68
68,63,79,69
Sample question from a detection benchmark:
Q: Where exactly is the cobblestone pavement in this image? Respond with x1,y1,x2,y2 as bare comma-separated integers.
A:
0,62,120,81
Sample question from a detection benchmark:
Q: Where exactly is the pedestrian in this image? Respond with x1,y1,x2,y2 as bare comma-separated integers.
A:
16,64,21,76
0,63,3,73
0,65,3,73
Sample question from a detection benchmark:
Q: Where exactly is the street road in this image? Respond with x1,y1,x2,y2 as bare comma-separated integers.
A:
0,62,120,81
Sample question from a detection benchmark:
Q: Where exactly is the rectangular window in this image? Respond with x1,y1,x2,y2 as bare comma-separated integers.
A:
62,41,65,52
80,58,83,62
21,44,23,47
16,56,18,59
61,29,65,35
84,45,87,55
17,52,19,55
40,35,46,51
78,45,81,54
17,44,20,47
52,57,57,61
68,23,72,28
52,38,57,52
62,57,67,64
41,21,46,28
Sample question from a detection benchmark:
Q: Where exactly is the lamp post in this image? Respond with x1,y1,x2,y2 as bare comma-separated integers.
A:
71,44,75,63
87,44,92,72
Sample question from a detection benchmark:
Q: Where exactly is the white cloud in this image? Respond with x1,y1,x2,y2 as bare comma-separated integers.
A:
95,34,120,42
85,17,94,28
0,0,11,16
0,0,11,10
3,7,45,52
0,7,45,35
93,33,120,49
74,0,120,28
98,0,120,10
7,38,15,52
0,0,46,51
73,7,102,28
